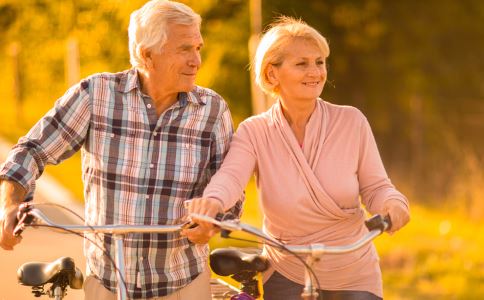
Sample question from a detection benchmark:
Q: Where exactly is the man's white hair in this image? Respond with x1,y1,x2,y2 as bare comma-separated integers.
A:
128,0,201,70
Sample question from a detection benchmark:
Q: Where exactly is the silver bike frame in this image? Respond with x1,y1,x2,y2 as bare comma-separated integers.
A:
190,213,389,300
20,208,184,300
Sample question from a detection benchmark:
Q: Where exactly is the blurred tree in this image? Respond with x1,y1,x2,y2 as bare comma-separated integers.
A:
0,0,251,126
1,0,483,209
186,0,252,123
261,0,484,206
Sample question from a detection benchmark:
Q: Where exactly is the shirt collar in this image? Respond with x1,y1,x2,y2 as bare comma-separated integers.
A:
116,68,207,106
115,68,139,93
183,87,207,106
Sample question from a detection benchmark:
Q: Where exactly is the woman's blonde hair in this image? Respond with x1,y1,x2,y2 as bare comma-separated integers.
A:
254,17,330,97
128,0,201,70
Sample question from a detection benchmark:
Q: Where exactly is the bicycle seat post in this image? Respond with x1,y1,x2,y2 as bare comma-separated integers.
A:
113,234,128,300
53,285,63,300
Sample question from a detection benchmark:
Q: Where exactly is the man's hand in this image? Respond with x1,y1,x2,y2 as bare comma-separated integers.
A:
181,197,224,244
382,199,410,234
0,180,26,250
0,204,22,250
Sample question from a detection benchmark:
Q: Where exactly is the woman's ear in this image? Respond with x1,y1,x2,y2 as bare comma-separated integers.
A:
266,65,279,86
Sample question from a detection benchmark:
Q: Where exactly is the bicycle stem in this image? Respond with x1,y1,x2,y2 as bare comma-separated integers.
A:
114,235,128,300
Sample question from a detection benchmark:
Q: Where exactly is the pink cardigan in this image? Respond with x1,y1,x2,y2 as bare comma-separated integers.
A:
204,99,409,297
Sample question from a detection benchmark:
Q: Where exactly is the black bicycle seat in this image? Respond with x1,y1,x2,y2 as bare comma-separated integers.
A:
210,247,268,276
17,256,84,289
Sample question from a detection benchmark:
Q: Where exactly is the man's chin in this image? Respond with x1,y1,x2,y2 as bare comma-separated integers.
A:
179,83,196,93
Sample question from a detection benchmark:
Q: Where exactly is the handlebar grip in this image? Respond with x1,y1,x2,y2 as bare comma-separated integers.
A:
364,214,392,232
13,203,34,237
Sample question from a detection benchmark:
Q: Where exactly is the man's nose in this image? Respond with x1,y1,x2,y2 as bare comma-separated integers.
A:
188,52,201,68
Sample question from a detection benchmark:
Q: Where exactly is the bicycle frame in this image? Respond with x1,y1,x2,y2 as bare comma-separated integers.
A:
190,213,390,300
15,204,184,300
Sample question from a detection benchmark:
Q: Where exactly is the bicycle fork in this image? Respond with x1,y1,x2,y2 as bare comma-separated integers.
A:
301,256,319,300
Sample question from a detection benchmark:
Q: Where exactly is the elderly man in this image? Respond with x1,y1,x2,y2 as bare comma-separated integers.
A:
0,1,241,299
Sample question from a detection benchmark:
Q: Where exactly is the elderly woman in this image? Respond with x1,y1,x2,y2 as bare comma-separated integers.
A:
185,17,410,299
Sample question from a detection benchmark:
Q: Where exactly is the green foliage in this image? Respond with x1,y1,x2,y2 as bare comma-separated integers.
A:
260,0,484,211
0,0,251,127
0,0,252,198
2,0,484,210
187,0,252,124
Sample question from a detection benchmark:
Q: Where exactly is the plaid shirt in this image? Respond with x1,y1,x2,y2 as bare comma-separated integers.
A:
0,69,241,298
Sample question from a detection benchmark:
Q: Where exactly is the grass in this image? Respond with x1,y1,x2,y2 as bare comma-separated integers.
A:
375,205,484,299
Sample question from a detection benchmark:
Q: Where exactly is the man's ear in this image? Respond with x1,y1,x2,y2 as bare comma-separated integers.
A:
141,49,153,69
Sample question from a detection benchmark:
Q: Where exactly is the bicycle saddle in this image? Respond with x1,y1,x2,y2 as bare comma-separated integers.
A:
17,256,84,289
210,247,268,276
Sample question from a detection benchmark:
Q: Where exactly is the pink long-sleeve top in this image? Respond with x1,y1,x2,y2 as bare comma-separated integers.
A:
203,99,409,297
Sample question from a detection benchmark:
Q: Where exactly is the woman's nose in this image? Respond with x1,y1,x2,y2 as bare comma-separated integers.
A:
307,64,322,77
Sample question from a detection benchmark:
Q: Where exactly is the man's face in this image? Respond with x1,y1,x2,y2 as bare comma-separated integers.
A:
148,23,203,94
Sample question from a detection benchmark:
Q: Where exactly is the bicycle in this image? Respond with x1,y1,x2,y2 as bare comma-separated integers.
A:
13,202,192,300
14,202,389,300
190,213,391,300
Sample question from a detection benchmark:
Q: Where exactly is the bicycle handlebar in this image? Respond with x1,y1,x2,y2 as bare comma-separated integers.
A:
189,213,391,257
14,203,184,236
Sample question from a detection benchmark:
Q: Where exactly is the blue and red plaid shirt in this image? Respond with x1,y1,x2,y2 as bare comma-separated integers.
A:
0,68,242,298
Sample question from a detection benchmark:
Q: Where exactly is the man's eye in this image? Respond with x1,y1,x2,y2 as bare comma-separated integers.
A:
317,60,325,65
296,62,306,66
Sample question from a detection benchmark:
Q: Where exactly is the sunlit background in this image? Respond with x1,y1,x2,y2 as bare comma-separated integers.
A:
1,0,483,299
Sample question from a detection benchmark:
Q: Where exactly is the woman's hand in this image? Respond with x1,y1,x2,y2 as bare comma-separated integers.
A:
181,197,224,244
382,199,410,234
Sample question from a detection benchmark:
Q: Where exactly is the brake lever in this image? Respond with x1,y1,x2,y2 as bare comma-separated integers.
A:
184,212,233,230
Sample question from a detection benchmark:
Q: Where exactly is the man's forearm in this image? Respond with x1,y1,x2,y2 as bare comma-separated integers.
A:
0,180,27,207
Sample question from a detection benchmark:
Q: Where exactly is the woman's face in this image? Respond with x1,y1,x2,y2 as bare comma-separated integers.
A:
269,38,327,103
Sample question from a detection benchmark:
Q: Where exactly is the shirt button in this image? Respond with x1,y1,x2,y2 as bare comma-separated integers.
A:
110,133,115,138
140,256,144,261
145,195,149,199
147,104,152,109
150,164,154,168
153,132,157,137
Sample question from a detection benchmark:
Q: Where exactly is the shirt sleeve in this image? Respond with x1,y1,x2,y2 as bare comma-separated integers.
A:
357,116,409,215
204,119,257,212
0,78,91,199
